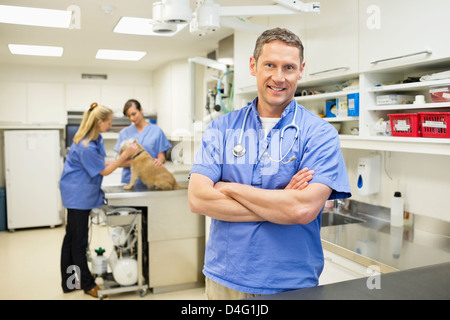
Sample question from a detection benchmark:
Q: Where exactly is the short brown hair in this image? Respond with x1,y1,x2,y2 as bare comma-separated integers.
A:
253,27,304,63
123,99,142,116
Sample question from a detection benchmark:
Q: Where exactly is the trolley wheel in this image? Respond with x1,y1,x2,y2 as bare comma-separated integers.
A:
98,294,104,300
140,288,148,297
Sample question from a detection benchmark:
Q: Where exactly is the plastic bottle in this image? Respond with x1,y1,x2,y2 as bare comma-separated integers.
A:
390,191,404,227
92,247,107,275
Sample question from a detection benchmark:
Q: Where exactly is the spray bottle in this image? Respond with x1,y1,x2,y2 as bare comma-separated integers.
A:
92,247,107,276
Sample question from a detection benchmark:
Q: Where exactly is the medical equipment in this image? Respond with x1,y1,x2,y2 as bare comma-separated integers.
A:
233,105,299,164
89,206,148,299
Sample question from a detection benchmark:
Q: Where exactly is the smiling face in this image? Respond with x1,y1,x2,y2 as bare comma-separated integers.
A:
250,40,305,117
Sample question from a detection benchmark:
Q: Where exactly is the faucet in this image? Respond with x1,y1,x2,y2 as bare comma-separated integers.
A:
333,199,346,213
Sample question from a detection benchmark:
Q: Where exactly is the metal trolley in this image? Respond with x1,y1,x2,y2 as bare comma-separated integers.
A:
95,207,148,299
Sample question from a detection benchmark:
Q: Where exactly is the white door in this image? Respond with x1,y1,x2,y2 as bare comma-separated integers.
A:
5,130,63,230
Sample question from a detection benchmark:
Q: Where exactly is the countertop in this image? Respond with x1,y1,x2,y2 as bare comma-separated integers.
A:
319,202,450,273
251,262,450,300
253,202,450,300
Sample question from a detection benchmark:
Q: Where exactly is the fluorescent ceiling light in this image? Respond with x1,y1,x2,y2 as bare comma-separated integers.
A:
113,17,187,36
0,5,71,28
96,49,147,61
8,44,63,57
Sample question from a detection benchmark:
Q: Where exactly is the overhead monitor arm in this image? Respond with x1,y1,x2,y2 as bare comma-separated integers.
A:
218,1,320,17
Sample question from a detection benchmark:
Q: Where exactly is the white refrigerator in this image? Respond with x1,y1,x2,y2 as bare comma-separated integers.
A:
4,130,63,230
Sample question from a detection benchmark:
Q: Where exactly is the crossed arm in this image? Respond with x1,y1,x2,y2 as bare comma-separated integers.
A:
188,168,332,225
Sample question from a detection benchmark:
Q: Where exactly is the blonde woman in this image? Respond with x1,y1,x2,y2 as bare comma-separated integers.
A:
59,103,137,298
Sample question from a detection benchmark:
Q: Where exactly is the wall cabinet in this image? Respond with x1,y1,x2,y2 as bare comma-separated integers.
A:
359,0,450,72
65,83,152,115
27,83,65,125
0,82,66,127
319,249,369,285
0,82,27,124
152,60,192,138
305,0,359,81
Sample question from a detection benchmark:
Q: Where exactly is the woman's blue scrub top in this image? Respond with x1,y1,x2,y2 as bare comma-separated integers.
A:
60,136,106,210
190,98,352,295
114,123,172,187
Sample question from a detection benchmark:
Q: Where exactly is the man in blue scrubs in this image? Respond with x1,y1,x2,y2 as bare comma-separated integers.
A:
188,28,351,299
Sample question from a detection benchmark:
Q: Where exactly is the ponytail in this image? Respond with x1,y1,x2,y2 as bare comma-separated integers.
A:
73,102,113,147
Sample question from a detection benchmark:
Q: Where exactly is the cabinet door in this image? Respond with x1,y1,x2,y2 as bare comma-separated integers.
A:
27,83,66,125
153,64,172,135
359,0,450,71
100,85,134,115
305,0,359,81
319,249,369,285
66,83,101,111
0,82,27,124
170,62,191,135
133,86,153,115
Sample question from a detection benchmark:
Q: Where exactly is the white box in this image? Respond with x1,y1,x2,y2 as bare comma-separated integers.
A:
376,94,414,105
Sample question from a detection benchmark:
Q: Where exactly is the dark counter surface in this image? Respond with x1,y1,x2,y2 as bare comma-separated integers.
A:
251,262,450,300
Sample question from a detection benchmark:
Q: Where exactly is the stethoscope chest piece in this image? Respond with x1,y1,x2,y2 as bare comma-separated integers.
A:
232,143,246,157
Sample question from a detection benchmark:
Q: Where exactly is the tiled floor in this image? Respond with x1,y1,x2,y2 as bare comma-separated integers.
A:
0,223,206,300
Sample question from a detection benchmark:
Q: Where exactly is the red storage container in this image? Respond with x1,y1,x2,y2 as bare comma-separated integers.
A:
388,113,421,137
429,86,450,103
419,112,450,138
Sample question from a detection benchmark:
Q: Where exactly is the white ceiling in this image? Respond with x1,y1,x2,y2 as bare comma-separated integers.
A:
0,0,275,72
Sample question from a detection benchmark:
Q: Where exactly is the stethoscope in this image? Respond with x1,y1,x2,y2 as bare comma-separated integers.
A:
232,104,299,164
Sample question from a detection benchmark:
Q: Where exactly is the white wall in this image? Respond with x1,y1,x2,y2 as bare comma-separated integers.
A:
343,149,450,222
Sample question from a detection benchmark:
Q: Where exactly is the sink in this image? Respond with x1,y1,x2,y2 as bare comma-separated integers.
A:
321,211,366,227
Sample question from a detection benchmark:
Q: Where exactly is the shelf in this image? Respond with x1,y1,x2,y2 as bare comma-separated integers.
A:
0,124,65,130
102,132,119,139
339,135,450,155
236,85,257,95
367,102,450,111
324,116,359,122
368,79,450,92
296,90,359,102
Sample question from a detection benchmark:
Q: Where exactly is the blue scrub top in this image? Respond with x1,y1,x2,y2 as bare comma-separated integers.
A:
114,123,172,186
190,98,351,295
60,136,106,210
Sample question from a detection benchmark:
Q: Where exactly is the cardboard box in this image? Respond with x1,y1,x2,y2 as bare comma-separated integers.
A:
348,93,359,116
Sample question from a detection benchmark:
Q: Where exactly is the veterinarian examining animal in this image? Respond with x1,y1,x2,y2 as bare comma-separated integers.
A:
188,28,351,299
114,99,172,189
118,138,188,191
59,103,138,298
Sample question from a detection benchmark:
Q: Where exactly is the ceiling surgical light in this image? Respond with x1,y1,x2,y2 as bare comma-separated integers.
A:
152,2,176,33
191,0,220,36
162,0,192,24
